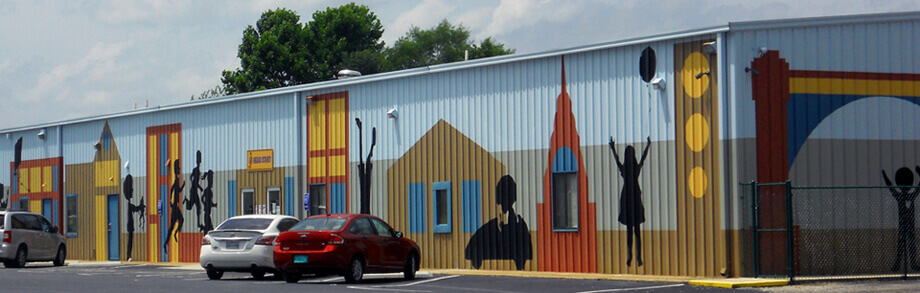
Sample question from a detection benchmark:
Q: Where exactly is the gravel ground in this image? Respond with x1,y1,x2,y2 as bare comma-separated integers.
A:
747,279,920,293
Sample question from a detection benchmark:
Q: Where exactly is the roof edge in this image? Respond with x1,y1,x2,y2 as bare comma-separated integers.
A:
729,11,920,31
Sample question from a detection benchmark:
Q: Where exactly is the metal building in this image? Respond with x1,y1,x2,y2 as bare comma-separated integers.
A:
2,12,920,277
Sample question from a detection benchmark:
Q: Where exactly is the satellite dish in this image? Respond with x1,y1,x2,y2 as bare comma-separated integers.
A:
337,69,362,79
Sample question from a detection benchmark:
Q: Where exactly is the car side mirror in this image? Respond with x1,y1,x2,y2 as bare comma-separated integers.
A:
395,231,403,239
52,226,58,234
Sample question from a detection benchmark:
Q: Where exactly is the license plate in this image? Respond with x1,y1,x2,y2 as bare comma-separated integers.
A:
225,241,239,249
294,255,308,264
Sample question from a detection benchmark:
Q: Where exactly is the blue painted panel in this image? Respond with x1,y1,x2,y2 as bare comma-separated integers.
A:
284,177,294,216
52,199,58,227
461,180,481,233
103,132,111,151
330,183,346,214
159,134,168,176
107,194,120,261
552,147,578,173
432,181,452,234
228,180,237,217
42,199,52,224
11,173,17,194
52,165,59,192
408,183,426,233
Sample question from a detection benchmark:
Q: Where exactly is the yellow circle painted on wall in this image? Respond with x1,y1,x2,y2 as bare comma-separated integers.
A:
685,113,710,152
689,167,708,198
681,51,710,98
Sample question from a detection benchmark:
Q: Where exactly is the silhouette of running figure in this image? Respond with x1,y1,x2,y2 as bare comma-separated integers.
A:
184,151,203,228
199,170,217,233
882,166,920,272
164,159,185,252
609,136,651,267
124,174,146,261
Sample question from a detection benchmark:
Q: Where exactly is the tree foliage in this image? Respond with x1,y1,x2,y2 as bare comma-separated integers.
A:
384,20,514,71
305,3,385,80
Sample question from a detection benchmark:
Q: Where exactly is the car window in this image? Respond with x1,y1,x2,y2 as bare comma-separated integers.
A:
276,219,297,232
348,218,375,235
11,215,26,229
39,216,52,233
26,215,43,231
216,218,273,230
291,217,347,231
0,215,4,230
370,218,395,238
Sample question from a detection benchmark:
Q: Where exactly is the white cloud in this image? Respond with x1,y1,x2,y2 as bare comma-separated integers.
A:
481,0,586,38
383,0,456,44
99,0,191,24
25,42,130,103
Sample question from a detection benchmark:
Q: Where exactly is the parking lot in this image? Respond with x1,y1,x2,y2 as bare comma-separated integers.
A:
0,262,738,293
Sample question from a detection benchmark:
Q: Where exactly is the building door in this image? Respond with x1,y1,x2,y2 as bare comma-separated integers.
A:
107,194,120,261
41,199,53,225
309,184,326,216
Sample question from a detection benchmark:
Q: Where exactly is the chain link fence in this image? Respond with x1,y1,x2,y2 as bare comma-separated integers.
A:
747,181,920,283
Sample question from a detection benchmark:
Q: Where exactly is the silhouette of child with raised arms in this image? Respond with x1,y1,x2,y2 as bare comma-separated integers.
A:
883,166,920,272
609,136,650,267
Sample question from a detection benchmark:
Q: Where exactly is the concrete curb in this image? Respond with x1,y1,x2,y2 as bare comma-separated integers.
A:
424,269,692,283
688,278,789,288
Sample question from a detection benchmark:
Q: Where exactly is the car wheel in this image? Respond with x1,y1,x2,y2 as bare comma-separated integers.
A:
282,270,301,283
53,246,66,267
251,269,265,280
13,246,27,268
206,269,223,280
404,253,417,280
344,256,364,283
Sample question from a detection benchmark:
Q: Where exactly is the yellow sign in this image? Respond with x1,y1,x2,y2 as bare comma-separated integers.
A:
247,149,274,171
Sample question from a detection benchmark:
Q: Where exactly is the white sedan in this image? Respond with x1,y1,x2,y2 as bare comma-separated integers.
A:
200,214,299,280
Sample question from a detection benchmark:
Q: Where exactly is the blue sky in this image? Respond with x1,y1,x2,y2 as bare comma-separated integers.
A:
1,0,918,129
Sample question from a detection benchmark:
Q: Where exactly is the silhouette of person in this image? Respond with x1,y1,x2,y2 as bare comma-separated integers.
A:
356,118,376,214
124,174,146,261
199,170,217,233
882,166,920,272
184,151,203,228
164,159,185,252
609,136,650,267
465,175,533,270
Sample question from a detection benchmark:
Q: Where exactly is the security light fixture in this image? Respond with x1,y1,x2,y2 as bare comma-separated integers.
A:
650,77,666,91
387,108,398,119
37,129,45,140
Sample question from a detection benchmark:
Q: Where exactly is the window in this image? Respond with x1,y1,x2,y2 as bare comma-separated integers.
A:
432,181,451,233
66,194,78,236
267,187,281,215
216,218,272,230
370,218,395,238
348,218,374,235
552,173,579,230
277,219,298,232
18,197,28,212
309,184,327,216
241,189,254,215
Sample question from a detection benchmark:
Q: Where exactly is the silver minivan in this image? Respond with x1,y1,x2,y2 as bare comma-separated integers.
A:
0,211,67,268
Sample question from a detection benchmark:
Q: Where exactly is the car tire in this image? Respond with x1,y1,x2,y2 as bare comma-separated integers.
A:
206,269,223,280
251,270,265,280
12,246,27,268
404,253,418,280
2,260,14,268
282,270,301,283
344,256,364,283
53,245,66,267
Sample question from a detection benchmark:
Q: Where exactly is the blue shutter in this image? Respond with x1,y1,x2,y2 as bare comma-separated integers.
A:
228,180,237,217
462,180,481,233
408,183,426,233
330,183,346,214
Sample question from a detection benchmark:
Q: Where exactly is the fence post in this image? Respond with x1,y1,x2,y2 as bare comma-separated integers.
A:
785,180,794,284
750,181,759,278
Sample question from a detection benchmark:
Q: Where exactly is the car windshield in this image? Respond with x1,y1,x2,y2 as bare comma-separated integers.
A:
216,218,273,231
290,217,347,231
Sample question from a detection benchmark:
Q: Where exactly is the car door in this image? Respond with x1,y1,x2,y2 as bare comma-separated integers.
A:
25,215,48,259
369,218,404,269
37,216,58,259
10,214,36,259
350,217,382,272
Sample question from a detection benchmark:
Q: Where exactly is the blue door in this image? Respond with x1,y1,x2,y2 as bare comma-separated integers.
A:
107,194,120,260
42,199,52,223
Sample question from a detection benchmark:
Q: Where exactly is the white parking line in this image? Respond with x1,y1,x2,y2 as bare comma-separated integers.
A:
346,275,460,291
576,284,684,293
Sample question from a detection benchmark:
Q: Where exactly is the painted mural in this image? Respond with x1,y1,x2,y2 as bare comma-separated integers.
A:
882,166,920,271
200,170,217,233
609,137,651,267
185,151,203,231
355,118,376,215
465,175,533,270
308,92,350,215
123,174,145,261
146,123,186,262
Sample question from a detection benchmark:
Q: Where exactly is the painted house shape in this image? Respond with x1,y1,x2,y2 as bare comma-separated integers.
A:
538,58,598,273
64,122,122,261
386,119,515,270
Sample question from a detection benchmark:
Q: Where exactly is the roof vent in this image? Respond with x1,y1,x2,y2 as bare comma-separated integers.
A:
337,69,362,79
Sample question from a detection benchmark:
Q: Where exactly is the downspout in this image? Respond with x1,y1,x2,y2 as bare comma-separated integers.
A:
715,31,738,277
295,92,304,218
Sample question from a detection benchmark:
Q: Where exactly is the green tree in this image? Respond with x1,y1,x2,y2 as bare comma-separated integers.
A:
305,3,385,80
221,8,309,94
190,85,226,100
385,20,514,71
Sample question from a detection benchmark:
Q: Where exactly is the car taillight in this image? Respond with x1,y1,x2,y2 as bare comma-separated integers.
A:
201,236,210,246
272,237,281,246
2,231,10,243
329,234,344,245
255,235,275,246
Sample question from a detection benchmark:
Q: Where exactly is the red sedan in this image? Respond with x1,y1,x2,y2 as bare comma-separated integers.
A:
273,214,420,283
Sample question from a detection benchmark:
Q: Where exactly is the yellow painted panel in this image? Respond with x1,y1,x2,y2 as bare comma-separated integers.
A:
30,200,40,214
171,133,179,187
309,100,327,151
330,155,346,176
790,77,920,96
19,170,28,194
42,166,52,192
95,160,119,187
29,167,40,193
95,195,106,261
148,136,158,215
148,223,158,262
310,157,326,177
329,98,346,149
